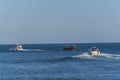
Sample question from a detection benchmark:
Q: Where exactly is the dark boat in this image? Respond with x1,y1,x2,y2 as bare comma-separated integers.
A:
64,46,75,50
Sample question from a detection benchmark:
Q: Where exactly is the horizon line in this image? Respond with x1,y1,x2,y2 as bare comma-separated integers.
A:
0,42,120,45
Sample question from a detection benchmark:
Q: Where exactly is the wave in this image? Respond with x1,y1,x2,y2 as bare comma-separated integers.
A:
0,57,73,64
71,52,120,60
2,52,120,64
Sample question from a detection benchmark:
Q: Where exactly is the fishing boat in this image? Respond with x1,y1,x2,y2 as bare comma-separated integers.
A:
64,46,75,50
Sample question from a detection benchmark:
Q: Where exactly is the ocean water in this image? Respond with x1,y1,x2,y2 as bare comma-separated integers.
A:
0,43,120,80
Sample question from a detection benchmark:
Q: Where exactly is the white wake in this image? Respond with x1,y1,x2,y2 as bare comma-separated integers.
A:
21,49,43,52
71,52,120,60
9,48,43,52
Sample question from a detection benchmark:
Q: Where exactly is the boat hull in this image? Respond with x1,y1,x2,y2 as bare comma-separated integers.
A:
90,51,100,56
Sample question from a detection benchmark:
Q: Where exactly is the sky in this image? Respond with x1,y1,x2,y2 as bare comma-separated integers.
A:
0,0,120,44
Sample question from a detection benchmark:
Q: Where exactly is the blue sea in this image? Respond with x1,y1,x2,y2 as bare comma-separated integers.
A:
0,43,120,80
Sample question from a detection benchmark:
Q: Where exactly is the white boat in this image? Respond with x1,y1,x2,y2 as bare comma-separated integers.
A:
89,47,100,56
15,44,24,51
9,44,43,52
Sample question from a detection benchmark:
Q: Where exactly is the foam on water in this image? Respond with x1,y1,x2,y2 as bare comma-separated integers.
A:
71,53,94,59
9,48,43,52
100,53,120,59
71,52,120,60
21,49,43,52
